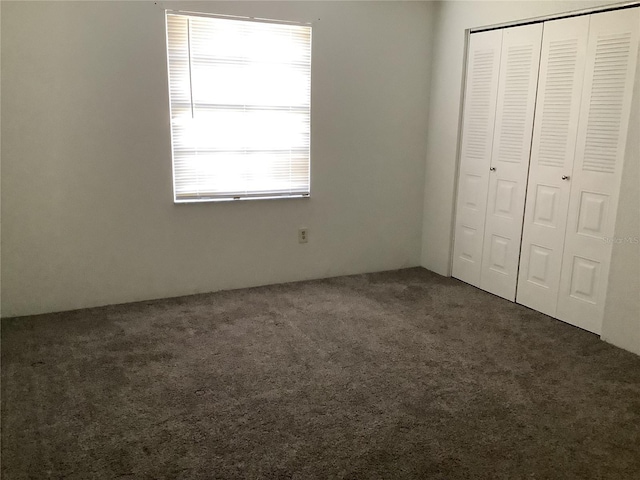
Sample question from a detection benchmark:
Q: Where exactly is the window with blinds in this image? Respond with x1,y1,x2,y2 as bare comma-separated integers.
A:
165,12,312,202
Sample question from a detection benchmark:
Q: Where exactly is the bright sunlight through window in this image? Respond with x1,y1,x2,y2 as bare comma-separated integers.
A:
166,12,312,202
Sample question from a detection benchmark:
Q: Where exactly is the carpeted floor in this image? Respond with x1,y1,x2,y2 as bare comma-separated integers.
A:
2,268,640,479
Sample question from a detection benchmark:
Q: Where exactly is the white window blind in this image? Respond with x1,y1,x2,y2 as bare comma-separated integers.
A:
165,12,312,202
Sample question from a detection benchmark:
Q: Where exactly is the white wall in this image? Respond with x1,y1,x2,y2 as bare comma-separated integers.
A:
601,50,640,355
422,0,640,354
1,1,436,317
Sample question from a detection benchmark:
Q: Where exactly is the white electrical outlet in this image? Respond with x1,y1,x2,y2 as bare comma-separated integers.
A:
298,228,308,243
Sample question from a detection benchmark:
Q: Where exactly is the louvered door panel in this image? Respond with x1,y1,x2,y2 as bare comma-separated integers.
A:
452,30,503,287
480,23,543,301
517,16,590,316
557,8,640,334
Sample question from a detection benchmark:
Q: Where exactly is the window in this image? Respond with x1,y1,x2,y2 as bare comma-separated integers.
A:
165,12,312,202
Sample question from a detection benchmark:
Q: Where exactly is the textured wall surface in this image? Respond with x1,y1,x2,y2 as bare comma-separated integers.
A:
1,1,435,316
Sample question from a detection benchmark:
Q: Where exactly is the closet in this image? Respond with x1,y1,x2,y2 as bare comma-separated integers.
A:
452,7,639,334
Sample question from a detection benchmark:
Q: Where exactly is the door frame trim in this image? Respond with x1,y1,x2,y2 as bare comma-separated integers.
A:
470,1,639,33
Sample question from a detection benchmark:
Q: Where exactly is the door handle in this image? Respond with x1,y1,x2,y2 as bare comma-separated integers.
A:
490,167,496,172
562,175,570,180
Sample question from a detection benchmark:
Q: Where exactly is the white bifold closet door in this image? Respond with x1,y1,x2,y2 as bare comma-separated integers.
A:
556,8,640,334
451,30,503,288
480,24,542,300
516,16,590,317
452,25,542,298
453,7,638,333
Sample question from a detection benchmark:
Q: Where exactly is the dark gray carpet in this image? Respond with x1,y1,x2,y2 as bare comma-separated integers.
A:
2,268,640,479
